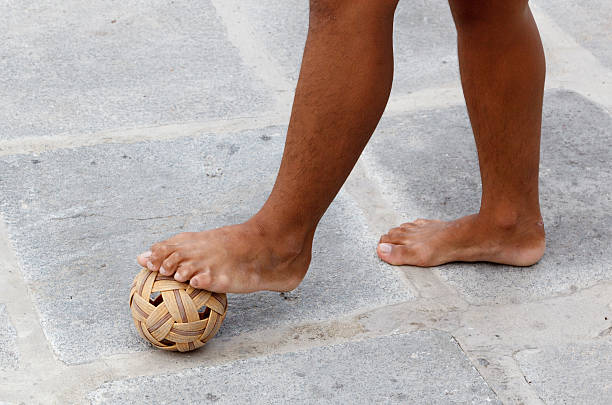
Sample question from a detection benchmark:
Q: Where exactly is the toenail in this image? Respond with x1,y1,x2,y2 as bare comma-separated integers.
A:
140,251,152,258
159,266,168,275
379,243,392,254
146,261,155,270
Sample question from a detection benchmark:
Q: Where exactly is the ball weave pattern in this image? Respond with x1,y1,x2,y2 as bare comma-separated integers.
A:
129,268,227,352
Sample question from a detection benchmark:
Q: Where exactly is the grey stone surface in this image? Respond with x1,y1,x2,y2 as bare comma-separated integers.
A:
515,339,612,404
0,126,411,364
223,0,308,84
365,89,612,304
88,331,500,404
535,0,612,68
392,0,459,93
228,0,458,92
0,0,274,141
0,304,19,370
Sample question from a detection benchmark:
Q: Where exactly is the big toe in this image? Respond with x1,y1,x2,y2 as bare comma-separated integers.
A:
377,243,406,265
377,243,432,267
137,251,152,268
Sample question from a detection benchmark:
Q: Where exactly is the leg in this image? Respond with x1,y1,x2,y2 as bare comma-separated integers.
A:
137,0,399,292
378,0,546,267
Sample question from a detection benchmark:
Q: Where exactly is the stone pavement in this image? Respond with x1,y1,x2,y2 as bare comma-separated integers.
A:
0,1,610,404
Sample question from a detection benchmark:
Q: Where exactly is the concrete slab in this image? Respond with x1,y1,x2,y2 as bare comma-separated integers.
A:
88,331,500,404
364,89,612,304
0,126,411,364
221,0,459,93
0,304,19,370
515,339,612,404
534,0,612,69
214,0,308,85
392,0,460,94
0,0,274,141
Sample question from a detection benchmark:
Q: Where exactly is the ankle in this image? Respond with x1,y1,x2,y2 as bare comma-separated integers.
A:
245,213,314,259
476,208,544,235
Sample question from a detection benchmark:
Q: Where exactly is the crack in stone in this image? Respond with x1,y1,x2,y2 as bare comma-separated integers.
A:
450,336,503,402
50,213,100,220
125,215,181,221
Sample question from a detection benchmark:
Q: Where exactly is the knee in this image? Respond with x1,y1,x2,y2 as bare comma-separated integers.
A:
309,0,399,24
448,0,529,29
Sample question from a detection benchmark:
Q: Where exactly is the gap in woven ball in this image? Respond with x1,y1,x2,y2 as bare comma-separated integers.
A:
148,290,213,321
149,292,162,306
148,292,175,345
198,306,211,320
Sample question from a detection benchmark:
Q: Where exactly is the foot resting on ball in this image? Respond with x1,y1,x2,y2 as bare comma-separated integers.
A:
137,218,313,294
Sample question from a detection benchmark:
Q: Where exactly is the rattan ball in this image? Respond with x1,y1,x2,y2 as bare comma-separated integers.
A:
129,268,227,352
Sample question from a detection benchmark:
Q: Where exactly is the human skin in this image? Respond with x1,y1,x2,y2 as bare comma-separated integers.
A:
137,0,546,293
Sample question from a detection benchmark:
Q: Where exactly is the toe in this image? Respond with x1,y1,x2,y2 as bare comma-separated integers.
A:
377,242,432,266
174,261,199,283
137,251,152,267
387,226,403,235
377,243,409,265
414,218,443,226
191,271,230,293
148,241,178,271
160,251,183,276
380,231,409,245
189,269,212,290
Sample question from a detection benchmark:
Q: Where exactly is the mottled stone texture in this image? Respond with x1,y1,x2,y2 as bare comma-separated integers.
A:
89,331,500,404
535,0,612,68
515,340,612,404
0,0,274,140
0,304,19,370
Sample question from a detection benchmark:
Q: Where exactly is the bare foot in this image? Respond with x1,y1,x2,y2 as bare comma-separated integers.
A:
136,219,313,293
376,213,545,267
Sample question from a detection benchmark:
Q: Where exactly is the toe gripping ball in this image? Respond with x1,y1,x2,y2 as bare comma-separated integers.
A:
130,268,228,352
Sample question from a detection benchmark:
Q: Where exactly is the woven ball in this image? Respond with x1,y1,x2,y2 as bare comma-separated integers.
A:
129,268,227,352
